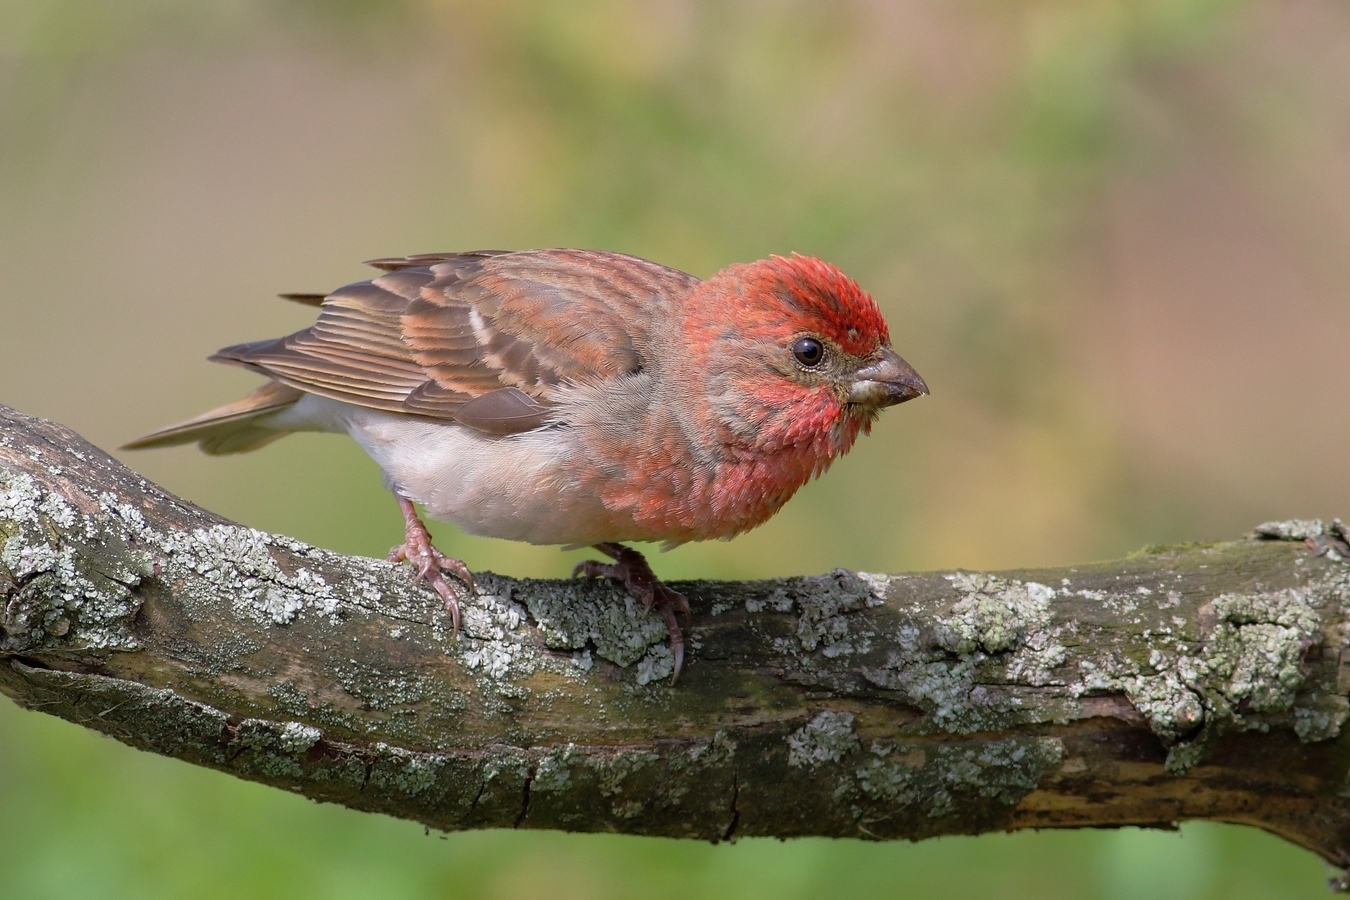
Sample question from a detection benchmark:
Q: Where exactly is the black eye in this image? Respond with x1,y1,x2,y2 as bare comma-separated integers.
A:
792,337,825,367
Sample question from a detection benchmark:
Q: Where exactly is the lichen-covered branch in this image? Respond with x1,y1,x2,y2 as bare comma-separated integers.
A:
3,405,1350,872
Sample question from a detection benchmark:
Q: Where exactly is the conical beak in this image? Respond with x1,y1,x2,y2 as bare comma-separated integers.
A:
848,347,929,408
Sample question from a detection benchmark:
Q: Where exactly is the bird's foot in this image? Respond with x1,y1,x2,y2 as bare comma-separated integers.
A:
389,495,474,635
573,542,690,682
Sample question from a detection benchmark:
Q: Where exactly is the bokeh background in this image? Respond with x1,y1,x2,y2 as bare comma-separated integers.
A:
2,0,1349,897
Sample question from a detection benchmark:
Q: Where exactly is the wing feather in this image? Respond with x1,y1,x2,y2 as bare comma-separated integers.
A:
210,250,699,433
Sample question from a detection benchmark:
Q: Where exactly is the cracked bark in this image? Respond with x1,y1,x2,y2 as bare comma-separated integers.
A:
2,404,1350,876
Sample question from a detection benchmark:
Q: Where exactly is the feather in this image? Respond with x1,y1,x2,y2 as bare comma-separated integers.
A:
277,293,326,307
452,387,553,434
122,380,303,454
202,250,701,435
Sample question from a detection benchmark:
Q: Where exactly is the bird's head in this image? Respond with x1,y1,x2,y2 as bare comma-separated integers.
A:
679,253,927,461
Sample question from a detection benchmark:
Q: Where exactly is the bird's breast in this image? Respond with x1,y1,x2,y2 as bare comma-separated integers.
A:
288,390,848,548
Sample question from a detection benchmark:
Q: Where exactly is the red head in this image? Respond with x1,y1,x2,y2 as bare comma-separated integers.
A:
653,254,927,539
679,253,922,449
706,253,890,357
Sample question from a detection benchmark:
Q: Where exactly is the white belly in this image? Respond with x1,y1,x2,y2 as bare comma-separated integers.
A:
267,395,615,545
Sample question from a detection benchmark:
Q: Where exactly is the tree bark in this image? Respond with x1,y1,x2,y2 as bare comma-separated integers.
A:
2,404,1349,875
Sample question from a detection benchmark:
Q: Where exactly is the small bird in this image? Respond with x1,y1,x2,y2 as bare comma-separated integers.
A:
125,249,927,679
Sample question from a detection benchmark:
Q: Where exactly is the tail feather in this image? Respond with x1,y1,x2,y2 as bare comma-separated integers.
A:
122,380,304,455
277,292,326,307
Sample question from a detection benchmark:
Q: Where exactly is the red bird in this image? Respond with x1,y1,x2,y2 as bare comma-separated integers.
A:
126,250,927,679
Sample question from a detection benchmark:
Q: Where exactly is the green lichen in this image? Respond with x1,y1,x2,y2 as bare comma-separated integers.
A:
532,744,577,792
1123,670,1205,741
853,736,1064,823
938,574,1055,655
1294,692,1350,743
1205,590,1316,712
1111,587,1325,772
233,718,322,779
365,742,446,797
858,575,1070,733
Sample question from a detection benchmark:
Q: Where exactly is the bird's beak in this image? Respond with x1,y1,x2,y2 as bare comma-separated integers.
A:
848,347,929,408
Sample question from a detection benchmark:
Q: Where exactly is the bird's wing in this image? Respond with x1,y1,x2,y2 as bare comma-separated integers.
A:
213,249,699,434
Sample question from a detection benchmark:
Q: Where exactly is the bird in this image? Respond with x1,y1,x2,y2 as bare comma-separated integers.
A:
124,249,928,680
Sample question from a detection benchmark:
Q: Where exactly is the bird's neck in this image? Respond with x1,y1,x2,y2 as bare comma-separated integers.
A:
701,401,867,538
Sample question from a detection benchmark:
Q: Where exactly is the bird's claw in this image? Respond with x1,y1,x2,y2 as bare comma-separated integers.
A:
391,495,473,635
573,543,689,682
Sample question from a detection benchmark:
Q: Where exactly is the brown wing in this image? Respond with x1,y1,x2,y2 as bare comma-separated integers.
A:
212,249,699,434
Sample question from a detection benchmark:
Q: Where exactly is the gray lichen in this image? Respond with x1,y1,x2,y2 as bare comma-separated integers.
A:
152,521,344,626
853,736,1064,824
793,570,882,656
940,574,1067,686
0,472,149,653
365,742,446,798
233,718,324,779
0,470,361,648
1254,519,1331,541
1108,587,1325,771
520,579,670,668
0,464,684,693
937,574,1056,655
846,551,1342,775
1256,518,1350,561
460,589,539,680
6,401,1350,852
788,711,861,768
859,574,1071,733
634,643,675,685
532,744,577,792
862,634,985,731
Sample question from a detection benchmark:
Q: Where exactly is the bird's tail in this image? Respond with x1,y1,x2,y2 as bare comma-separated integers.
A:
122,380,303,455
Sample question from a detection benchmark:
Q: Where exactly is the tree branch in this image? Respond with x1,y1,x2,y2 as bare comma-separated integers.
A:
2,404,1349,872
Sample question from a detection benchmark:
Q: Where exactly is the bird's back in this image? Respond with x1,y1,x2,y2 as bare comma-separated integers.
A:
126,249,700,452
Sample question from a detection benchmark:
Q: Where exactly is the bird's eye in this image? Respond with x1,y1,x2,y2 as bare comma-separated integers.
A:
792,337,825,367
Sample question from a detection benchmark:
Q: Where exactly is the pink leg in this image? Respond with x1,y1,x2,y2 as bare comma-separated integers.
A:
573,542,691,683
388,495,474,634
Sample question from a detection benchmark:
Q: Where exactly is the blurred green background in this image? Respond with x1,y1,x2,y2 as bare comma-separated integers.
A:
2,0,1349,896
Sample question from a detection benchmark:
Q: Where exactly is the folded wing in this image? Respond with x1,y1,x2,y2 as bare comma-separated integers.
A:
213,249,698,434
